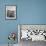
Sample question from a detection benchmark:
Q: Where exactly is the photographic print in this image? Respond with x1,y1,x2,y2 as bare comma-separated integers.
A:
18,24,46,41
5,5,16,20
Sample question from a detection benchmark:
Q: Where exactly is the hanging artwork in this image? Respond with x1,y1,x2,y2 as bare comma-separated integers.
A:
5,5,16,20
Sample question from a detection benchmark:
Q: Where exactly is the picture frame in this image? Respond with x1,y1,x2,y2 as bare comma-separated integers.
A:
18,24,46,42
5,5,16,20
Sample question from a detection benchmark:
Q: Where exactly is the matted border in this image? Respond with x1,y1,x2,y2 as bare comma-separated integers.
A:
5,5,17,20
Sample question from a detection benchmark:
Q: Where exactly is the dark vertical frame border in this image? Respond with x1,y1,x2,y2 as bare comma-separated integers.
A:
5,5,17,20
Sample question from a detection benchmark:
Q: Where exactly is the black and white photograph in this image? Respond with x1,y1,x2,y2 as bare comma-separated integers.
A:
5,5,16,20
18,25,46,46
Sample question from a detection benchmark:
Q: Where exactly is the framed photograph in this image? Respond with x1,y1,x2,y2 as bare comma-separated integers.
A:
18,24,46,42
5,5,16,20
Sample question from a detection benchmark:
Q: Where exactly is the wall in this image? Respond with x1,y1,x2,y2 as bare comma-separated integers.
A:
19,0,46,24
0,0,46,44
